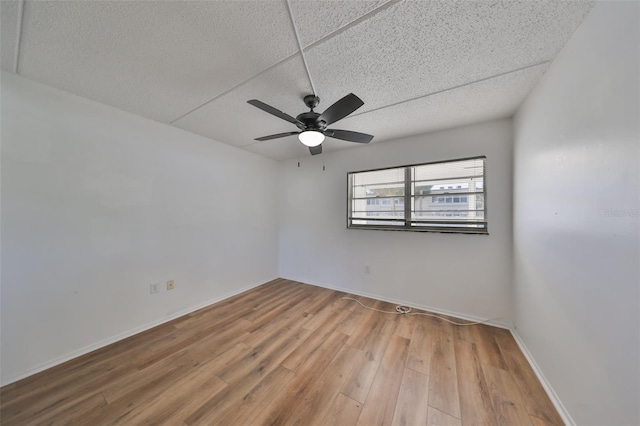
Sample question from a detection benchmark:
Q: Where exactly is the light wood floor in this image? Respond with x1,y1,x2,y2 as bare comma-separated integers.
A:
0,279,563,425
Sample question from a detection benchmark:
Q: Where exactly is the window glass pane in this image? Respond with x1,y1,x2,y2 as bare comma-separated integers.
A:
348,157,486,233
350,168,405,220
413,158,483,182
351,203,405,220
351,168,405,198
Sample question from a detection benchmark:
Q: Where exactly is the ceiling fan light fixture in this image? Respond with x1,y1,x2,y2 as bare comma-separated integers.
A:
298,130,324,147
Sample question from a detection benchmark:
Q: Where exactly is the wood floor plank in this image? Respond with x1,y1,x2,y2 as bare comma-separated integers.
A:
427,314,456,336
217,325,312,385
482,363,533,426
391,368,430,426
135,315,252,370
104,363,228,425
454,339,497,425
429,332,461,419
315,393,363,426
199,365,295,426
451,321,477,342
357,335,410,426
302,291,351,331
2,391,106,426
0,279,561,426
428,405,463,425
473,325,509,370
359,316,398,364
267,345,361,425
83,364,193,425
182,326,320,425
393,313,417,340
341,347,381,404
406,320,434,375
249,330,350,425
338,307,369,336
345,300,386,349
493,332,564,425
303,286,344,316
0,365,133,424
346,305,398,368
241,284,310,324
280,306,352,371
530,414,554,426
141,375,228,425
241,304,312,349
1,341,142,416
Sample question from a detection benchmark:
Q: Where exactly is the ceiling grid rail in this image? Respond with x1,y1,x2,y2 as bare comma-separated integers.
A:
284,0,316,96
169,0,400,125
13,0,25,74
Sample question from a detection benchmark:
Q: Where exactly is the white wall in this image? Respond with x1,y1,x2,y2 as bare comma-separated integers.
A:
279,119,513,323
513,2,639,425
0,72,279,385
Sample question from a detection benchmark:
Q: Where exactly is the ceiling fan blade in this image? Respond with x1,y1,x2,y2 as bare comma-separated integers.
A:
254,131,300,141
309,145,322,155
325,129,374,144
318,93,364,126
247,100,302,125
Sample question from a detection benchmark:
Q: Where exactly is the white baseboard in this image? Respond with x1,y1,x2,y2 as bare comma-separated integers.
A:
1,278,274,386
285,275,512,330
509,328,575,426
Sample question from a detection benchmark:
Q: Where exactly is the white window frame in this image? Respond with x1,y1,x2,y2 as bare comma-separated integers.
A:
347,156,488,234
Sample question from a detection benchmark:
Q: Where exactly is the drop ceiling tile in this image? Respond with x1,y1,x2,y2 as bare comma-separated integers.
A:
290,0,389,47
173,55,312,147
304,0,593,114
340,62,550,146
17,0,298,122
1,0,21,72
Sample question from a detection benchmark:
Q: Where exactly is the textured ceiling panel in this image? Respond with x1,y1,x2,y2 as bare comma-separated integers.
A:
339,62,550,145
9,0,595,160
174,55,312,147
1,0,21,72
304,0,593,115
244,63,549,161
290,0,389,47
16,0,297,122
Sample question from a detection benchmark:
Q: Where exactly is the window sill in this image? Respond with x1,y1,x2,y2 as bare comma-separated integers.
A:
347,225,489,235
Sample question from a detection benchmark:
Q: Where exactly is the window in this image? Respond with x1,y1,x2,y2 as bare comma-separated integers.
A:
347,156,487,233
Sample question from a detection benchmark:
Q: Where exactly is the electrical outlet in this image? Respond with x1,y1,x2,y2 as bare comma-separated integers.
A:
167,280,174,290
150,283,160,294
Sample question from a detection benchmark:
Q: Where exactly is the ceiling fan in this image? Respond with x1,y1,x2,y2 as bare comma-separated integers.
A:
247,93,374,155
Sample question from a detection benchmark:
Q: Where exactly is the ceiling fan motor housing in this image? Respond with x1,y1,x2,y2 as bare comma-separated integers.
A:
303,95,320,110
296,111,326,131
